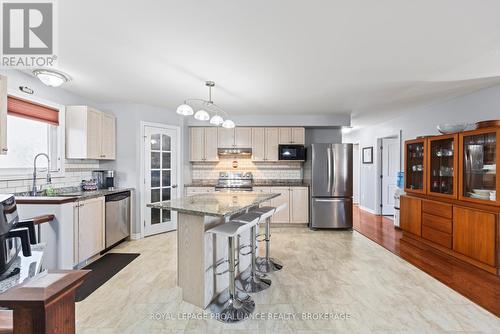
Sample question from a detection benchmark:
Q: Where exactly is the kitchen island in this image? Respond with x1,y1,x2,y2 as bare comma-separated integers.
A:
148,192,279,308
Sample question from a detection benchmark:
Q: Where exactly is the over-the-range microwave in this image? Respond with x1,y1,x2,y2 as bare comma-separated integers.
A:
278,145,306,161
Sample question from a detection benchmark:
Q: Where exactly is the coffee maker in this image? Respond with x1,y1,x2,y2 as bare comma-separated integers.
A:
92,170,115,190
0,195,37,275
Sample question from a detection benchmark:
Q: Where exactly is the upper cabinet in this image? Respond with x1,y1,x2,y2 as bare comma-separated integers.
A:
0,75,7,155
279,127,305,145
66,106,116,160
405,138,427,194
190,127,219,162
427,134,458,199
218,127,252,148
265,128,279,161
459,128,499,206
251,127,279,161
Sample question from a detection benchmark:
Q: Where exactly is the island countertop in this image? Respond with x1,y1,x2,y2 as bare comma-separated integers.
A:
147,192,279,217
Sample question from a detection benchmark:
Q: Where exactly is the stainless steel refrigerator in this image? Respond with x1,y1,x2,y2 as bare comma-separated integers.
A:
305,144,353,229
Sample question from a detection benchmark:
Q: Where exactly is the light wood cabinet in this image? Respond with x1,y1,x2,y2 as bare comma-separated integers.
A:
235,127,252,148
290,187,309,223
400,196,422,236
75,197,105,263
271,187,290,223
0,75,7,155
190,128,205,161
204,127,219,161
190,127,219,162
218,128,235,148
453,206,497,266
279,128,305,145
265,128,279,161
185,187,215,196
66,106,116,160
251,128,266,161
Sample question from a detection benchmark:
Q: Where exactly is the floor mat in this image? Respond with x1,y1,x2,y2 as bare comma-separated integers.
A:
75,253,140,302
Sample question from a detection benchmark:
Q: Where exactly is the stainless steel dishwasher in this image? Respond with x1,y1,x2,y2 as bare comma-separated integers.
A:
105,191,131,248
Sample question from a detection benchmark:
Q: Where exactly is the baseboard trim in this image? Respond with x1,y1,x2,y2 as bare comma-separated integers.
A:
130,233,142,240
358,206,377,215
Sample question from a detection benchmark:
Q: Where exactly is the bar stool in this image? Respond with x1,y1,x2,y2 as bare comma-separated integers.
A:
207,216,259,323
252,203,287,273
233,212,272,293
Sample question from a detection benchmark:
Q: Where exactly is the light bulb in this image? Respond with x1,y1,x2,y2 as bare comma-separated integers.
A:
210,115,224,126
222,119,235,129
176,104,194,116
194,109,210,121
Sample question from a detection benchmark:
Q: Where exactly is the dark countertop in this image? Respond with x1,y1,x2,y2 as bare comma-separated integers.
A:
185,180,309,187
15,188,134,205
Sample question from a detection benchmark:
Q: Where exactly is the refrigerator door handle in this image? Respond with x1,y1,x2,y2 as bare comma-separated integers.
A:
331,145,336,195
327,147,332,193
314,198,345,202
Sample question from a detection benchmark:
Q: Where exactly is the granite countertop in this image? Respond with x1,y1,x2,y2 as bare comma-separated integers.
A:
15,188,134,204
148,192,280,217
185,180,309,187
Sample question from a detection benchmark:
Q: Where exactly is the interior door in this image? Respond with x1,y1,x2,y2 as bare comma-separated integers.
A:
143,124,179,236
381,138,399,215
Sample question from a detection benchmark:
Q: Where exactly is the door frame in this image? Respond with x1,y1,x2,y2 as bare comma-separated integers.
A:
376,131,402,215
139,121,182,238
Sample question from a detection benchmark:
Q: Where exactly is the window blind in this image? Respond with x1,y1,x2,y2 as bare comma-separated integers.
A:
7,96,59,126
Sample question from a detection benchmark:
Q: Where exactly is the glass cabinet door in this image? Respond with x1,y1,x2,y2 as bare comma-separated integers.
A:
429,136,456,197
462,131,497,202
406,140,425,192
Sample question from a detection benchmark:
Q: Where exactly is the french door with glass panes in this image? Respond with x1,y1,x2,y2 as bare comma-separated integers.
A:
143,124,179,236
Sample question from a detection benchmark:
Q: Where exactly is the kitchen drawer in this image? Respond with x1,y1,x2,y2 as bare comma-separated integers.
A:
422,225,452,249
422,200,452,219
422,213,452,234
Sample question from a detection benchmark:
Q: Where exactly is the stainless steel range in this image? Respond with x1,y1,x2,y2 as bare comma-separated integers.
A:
215,172,253,192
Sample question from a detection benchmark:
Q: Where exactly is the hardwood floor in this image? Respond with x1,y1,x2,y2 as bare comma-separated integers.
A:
353,205,500,317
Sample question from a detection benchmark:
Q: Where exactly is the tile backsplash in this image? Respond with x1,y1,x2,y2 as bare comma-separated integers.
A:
192,159,302,180
0,160,99,194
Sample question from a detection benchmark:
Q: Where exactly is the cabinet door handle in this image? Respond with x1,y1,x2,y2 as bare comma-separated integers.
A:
1,148,7,152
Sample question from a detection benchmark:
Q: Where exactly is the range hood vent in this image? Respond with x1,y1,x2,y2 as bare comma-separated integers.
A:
218,148,252,157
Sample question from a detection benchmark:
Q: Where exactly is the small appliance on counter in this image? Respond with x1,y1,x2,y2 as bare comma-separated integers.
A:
0,195,37,275
92,170,115,190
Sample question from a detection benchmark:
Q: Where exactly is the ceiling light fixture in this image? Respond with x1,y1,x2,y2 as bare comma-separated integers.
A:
32,69,70,87
176,81,235,127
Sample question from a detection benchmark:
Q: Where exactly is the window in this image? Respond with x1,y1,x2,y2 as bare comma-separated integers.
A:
0,95,62,175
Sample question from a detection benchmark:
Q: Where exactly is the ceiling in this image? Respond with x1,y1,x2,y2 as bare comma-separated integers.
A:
54,0,500,126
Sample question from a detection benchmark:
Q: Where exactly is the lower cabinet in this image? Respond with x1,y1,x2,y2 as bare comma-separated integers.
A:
254,186,309,224
185,187,215,196
271,187,290,223
74,197,105,264
400,196,422,236
453,206,497,267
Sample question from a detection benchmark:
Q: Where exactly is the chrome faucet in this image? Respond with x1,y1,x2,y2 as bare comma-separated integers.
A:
31,153,52,196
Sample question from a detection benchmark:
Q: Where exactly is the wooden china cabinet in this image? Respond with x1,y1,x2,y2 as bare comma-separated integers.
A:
401,127,500,276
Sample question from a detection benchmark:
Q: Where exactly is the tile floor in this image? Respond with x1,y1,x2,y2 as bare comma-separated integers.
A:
76,227,500,333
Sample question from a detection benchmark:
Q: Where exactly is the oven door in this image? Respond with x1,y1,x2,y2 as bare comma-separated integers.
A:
279,145,305,161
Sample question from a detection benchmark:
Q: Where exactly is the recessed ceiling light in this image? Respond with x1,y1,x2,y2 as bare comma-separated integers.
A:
33,69,70,87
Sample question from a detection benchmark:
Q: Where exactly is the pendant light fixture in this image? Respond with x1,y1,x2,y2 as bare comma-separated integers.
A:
176,81,235,128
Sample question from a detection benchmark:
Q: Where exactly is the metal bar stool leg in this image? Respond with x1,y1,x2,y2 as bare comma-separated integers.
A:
236,225,271,293
209,235,255,323
256,217,283,273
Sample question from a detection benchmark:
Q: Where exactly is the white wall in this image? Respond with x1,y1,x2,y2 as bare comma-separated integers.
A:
344,83,500,212
305,128,342,145
98,103,185,235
